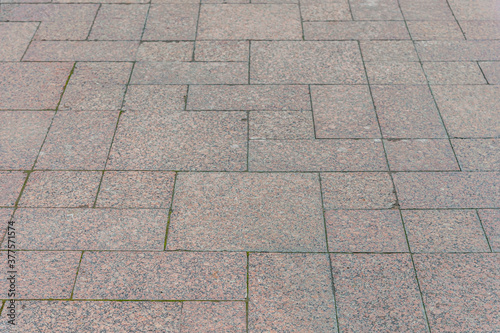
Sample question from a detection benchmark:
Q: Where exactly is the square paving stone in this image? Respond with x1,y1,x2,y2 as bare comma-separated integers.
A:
431,85,500,138
5,208,168,250
167,173,326,252
0,22,38,61
194,41,249,62
360,41,419,62
393,172,500,209
403,210,490,253
249,253,337,332
187,85,311,111
479,61,500,84
137,42,194,61
330,254,428,332
249,139,387,171
250,41,366,84
142,4,199,40
349,0,403,20
23,41,139,61
399,0,455,20
123,85,187,111
96,171,175,208
249,111,314,140
197,4,302,40
300,1,351,21
88,4,149,40
73,251,247,300
0,172,26,207
407,21,465,40
0,251,81,299
0,62,73,110
107,111,247,171
36,111,118,170
371,85,447,138
19,171,101,208
423,62,486,84
415,41,500,61
478,209,500,252
414,253,500,332
452,139,500,171
180,302,246,332
311,85,380,138
365,62,427,84
321,172,396,209
304,21,410,40
0,301,181,332
384,139,459,171
131,62,248,84
0,111,53,169
325,210,408,252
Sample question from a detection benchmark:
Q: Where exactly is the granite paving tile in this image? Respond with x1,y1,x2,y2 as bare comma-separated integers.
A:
0,62,73,110
249,139,387,171
423,62,487,84
0,251,81,299
186,85,311,111
194,41,249,62
107,111,247,171
384,139,459,171
406,21,465,40
249,253,337,332
73,251,247,300
349,0,403,20
96,171,175,208
452,139,500,171
23,41,139,61
19,171,101,208
393,172,500,209
35,111,118,170
371,85,447,138
415,41,500,61
330,254,428,332
365,62,427,84
479,61,500,84
180,302,246,333
399,0,455,20
136,42,194,62
249,111,314,140
88,4,149,40
300,0,351,21
142,4,200,40
460,20,500,39
0,172,26,207
403,210,490,252
123,85,187,111
321,172,396,209
167,173,326,252
5,208,168,250
414,253,500,332
0,112,54,170
431,85,500,138
197,4,302,40
0,209,13,243
448,0,500,20
304,21,410,40
131,62,248,84
325,210,408,252
478,209,500,252
360,41,419,62
250,41,366,84
0,301,182,332
0,22,38,61
311,85,380,138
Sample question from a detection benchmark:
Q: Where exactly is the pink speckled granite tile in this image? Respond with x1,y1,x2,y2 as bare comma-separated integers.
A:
0,251,81,299
403,210,490,252
330,254,428,332
167,173,326,252
249,111,314,140
479,61,500,84
181,302,246,332
452,139,500,171
360,41,418,62
137,42,194,62
0,172,26,207
407,21,465,40
123,85,187,111
88,4,148,40
304,21,410,40
325,210,408,252
478,209,500,252
399,0,454,20
249,253,337,332
349,0,403,20
19,171,101,208
0,22,38,61
414,253,500,332
423,62,486,84
0,111,53,169
300,1,351,21
73,251,246,300
415,41,500,61
4,208,168,250
195,41,249,61
142,4,199,40
448,0,500,20
365,62,427,84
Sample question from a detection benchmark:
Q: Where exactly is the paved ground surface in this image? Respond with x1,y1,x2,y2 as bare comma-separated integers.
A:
0,0,499,331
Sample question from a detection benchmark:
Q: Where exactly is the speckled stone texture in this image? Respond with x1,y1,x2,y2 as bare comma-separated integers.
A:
478,209,500,252
180,302,246,332
0,171,26,207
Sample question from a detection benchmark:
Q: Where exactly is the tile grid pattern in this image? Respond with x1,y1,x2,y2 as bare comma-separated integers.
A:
0,0,499,331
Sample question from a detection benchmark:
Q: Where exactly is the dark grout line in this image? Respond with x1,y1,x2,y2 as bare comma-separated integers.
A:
19,21,41,62
444,0,467,40
475,209,493,252
69,251,84,300
163,172,178,251
308,84,318,139
297,0,305,41
477,61,490,84
245,251,250,333
86,3,102,41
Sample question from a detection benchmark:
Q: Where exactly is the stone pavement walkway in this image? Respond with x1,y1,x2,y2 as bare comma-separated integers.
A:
0,0,499,331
